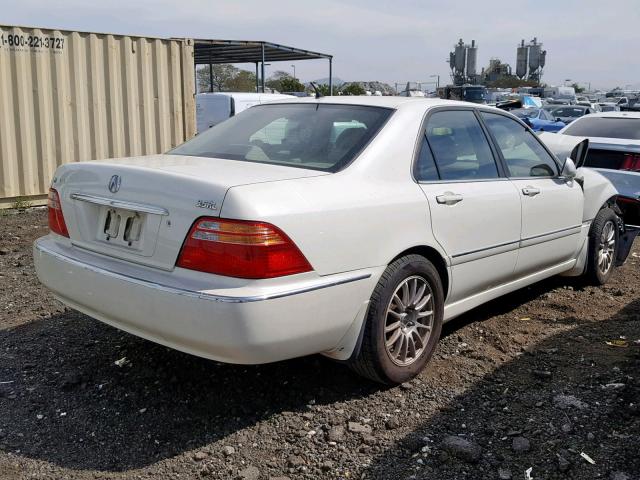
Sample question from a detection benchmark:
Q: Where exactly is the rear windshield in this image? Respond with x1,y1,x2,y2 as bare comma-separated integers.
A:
553,107,587,117
170,103,392,172
563,117,640,140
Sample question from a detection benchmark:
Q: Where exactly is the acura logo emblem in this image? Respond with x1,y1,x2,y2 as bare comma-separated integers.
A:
108,175,121,194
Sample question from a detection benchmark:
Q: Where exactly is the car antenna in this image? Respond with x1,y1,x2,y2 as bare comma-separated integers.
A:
309,82,323,99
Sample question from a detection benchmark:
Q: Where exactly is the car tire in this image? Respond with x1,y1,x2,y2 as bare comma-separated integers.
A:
584,207,619,285
349,254,444,384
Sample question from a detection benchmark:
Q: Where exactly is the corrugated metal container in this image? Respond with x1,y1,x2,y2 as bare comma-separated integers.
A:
0,25,196,206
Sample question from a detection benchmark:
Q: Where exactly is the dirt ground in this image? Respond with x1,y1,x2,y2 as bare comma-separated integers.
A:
0,208,638,480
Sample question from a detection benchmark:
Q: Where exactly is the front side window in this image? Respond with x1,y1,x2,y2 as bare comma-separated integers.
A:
481,112,558,177
170,104,392,172
425,110,499,181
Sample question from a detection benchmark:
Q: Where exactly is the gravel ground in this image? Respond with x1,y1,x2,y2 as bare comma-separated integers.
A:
0,208,639,480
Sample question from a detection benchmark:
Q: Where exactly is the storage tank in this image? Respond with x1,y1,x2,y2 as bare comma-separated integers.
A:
539,50,546,69
516,39,528,79
454,39,466,73
465,40,477,77
528,38,541,72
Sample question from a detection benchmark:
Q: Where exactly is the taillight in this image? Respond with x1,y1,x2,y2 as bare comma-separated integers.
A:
621,153,640,171
48,188,69,238
176,217,312,279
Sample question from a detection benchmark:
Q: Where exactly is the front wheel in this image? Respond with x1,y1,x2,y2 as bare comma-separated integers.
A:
349,255,444,384
584,207,619,285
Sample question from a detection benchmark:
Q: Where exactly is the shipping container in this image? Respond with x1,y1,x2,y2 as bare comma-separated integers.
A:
0,25,196,207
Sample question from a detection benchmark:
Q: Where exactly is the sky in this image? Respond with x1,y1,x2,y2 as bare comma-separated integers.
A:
3,0,639,91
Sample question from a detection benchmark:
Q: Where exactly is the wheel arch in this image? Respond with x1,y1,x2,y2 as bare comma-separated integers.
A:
390,245,450,300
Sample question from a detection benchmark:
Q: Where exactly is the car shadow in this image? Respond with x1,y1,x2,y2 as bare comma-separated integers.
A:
0,275,594,472
0,309,383,471
363,297,640,479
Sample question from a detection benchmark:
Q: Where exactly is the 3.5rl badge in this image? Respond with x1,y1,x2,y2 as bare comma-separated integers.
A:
196,200,218,211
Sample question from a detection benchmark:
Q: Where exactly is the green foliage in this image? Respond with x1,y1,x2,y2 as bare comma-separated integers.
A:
340,83,366,96
309,84,332,96
265,71,304,93
279,76,305,92
11,196,32,210
226,70,257,92
571,83,585,94
196,64,257,92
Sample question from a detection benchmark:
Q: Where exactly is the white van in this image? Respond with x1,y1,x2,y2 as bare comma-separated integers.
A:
543,86,577,102
196,93,294,133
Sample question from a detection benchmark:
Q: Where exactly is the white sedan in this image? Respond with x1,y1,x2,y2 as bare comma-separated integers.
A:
34,97,635,384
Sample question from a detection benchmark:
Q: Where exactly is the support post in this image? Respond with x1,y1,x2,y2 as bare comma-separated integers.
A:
329,57,333,95
255,62,259,93
261,44,266,93
209,63,214,92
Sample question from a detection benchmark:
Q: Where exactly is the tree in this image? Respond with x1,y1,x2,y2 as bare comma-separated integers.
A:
308,83,331,96
196,64,239,92
226,70,257,92
279,76,305,92
265,71,304,92
340,83,366,96
571,83,585,94
196,64,257,92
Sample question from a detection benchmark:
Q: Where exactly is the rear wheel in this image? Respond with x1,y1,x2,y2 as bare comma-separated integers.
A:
584,207,619,285
349,255,444,384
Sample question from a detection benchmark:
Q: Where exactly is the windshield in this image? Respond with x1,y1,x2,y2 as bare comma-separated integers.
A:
563,117,640,140
463,88,487,102
170,103,393,172
512,109,538,119
553,107,587,118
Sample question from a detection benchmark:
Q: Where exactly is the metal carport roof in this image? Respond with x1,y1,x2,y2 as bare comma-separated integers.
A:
193,39,333,94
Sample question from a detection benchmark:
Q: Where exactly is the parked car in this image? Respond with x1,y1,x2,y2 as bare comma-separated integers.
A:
196,92,294,133
544,99,572,106
598,102,620,112
545,105,596,124
511,108,566,132
549,111,640,226
34,97,637,384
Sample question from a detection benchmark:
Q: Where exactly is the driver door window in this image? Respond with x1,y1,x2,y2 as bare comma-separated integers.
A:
480,112,558,177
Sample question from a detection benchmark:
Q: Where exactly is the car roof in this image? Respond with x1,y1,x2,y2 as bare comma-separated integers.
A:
265,95,471,110
580,111,640,119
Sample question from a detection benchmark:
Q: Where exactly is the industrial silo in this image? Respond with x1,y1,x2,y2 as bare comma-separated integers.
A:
454,39,466,74
466,40,477,78
516,39,528,79
528,38,541,73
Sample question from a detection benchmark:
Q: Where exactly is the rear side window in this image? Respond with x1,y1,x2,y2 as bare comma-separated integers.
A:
424,110,499,181
481,112,558,177
414,135,439,181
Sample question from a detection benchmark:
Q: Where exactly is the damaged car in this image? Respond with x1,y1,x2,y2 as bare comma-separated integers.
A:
34,97,638,384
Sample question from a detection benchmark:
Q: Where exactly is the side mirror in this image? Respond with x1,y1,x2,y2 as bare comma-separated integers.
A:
556,117,562,122
561,157,577,179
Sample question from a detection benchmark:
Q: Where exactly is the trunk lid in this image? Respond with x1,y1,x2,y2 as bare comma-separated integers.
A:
53,154,327,270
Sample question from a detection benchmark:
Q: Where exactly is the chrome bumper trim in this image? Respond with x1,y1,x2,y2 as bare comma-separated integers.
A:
34,240,370,304
70,193,169,216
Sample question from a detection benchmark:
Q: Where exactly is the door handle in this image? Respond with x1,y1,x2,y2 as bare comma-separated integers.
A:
522,186,541,197
436,192,464,205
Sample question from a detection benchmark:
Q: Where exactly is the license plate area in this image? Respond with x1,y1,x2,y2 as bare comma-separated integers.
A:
98,207,147,251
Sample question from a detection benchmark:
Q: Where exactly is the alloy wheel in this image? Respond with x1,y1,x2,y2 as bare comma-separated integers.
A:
597,220,616,275
384,275,435,367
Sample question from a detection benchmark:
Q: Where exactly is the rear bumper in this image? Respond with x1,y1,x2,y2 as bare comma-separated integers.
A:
33,236,378,364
